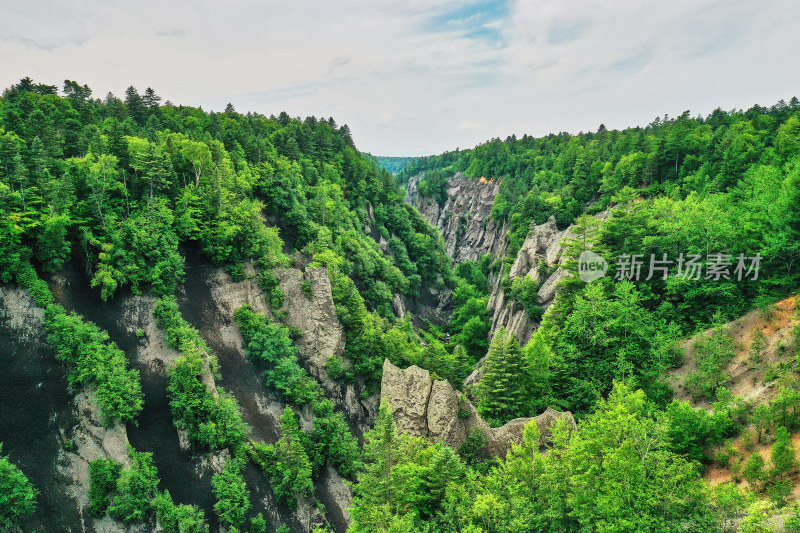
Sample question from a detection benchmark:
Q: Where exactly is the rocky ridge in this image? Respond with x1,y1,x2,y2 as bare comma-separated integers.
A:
380,359,576,457
406,172,577,346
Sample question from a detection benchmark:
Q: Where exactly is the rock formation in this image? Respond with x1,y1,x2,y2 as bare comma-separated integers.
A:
380,360,576,457
0,253,364,533
406,172,579,346
0,286,134,532
487,215,575,345
198,260,366,528
406,172,508,264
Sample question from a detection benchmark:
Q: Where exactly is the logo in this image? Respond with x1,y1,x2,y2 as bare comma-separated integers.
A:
578,251,608,282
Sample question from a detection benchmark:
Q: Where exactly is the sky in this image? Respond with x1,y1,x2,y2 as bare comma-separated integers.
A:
2,0,799,156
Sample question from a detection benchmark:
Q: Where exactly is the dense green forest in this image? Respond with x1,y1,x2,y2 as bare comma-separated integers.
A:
366,154,418,175
347,99,800,531
0,77,453,531
400,100,800,414
3,76,800,532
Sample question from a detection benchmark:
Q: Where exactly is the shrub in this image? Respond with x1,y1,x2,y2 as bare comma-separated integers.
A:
508,275,543,321
153,491,208,533
249,408,313,508
258,270,284,309
88,458,122,517
686,320,736,400
0,445,37,528
458,428,487,465
212,459,250,529
249,514,267,533
15,262,54,307
108,447,160,522
45,305,143,423
156,297,249,450
234,304,319,405
300,280,312,298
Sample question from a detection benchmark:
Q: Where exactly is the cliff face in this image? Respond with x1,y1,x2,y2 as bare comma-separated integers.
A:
406,172,575,347
406,172,508,264
0,286,131,533
0,251,366,533
380,360,576,457
487,216,575,345
179,255,368,532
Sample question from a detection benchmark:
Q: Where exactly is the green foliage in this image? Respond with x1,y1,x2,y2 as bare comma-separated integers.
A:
236,305,360,482
553,281,680,413
155,297,249,450
89,458,122,517
44,299,143,422
250,408,313,508
743,452,766,490
507,275,543,321
559,384,713,532
686,316,737,400
212,458,251,529
9,261,143,423
0,445,37,529
108,446,160,522
326,354,344,380
401,103,800,335
36,212,71,273
739,500,777,533
478,328,528,426
351,385,718,532
750,329,767,366
249,513,268,533
445,257,494,373
258,270,284,309
308,399,362,478
153,491,208,533
770,426,796,479
330,271,388,383
663,398,738,463
106,198,185,297
368,155,418,175
234,304,318,405
15,261,54,307
457,428,487,465
5,76,800,533
300,279,312,297
349,403,466,531
0,77,452,393
415,169,450,204
449,286,490,362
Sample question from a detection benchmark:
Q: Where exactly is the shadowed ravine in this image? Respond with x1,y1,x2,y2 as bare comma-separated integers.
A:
0,288,80,532
48,255,221,530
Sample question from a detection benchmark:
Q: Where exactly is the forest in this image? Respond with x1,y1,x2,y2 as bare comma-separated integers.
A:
2,76,800,532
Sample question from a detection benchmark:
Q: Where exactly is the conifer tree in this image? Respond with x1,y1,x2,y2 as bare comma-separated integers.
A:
771,426,797,480
124,86,146,125
743,452,766,490
478,328,527,426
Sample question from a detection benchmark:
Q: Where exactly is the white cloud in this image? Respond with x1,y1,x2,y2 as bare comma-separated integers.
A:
0,0,798,155
459,120,483,131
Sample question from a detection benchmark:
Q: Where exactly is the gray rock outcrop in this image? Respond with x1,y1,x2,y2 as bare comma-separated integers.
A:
207,263,369,528
487,216,575,345
0,286,135,532
380,360,576,457
406,172,508,264
406,173,578,347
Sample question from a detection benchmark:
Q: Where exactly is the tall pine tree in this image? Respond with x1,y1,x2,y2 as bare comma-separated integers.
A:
771,426,797,480
478,328,527,426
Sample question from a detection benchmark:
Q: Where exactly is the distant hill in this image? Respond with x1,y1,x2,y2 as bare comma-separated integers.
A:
365,154,418,174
